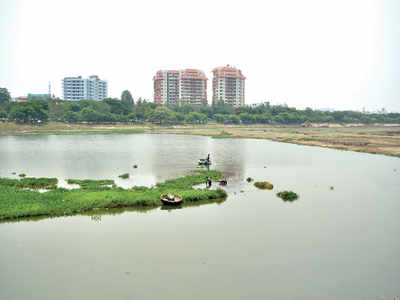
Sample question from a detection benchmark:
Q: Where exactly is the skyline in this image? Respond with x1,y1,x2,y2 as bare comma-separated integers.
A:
1,0,399,112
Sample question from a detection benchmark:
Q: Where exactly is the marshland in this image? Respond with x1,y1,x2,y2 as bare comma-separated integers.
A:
0,133,399,300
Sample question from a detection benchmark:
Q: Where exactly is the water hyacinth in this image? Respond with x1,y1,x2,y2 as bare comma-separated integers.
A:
254,181,273,190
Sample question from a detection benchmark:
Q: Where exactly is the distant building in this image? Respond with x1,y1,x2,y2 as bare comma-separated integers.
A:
153,69,207,106
12,96,28,102
62,75,107,101
212,65,245,107
154,70,180,105
27,93,51,100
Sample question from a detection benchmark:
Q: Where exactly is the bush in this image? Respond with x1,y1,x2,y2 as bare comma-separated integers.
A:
246,177,253,182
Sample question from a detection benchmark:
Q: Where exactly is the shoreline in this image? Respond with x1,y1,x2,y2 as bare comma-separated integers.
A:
1,122,399,158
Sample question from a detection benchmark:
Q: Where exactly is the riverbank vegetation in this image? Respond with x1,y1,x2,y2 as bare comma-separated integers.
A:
1,91,400,125
0,170,226,221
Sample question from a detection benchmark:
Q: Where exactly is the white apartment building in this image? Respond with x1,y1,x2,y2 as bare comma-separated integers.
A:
62,75,108,101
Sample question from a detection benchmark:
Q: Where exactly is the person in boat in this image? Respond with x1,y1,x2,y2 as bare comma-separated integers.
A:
206,177,212,188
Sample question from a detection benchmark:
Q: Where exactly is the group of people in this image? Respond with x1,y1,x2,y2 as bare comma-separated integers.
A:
203,153,227,188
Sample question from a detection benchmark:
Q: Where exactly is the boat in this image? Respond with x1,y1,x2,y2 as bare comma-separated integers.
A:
198,159,212,165
160,194,183,205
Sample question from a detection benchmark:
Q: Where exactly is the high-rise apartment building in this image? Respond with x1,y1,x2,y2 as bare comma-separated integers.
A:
153,69,207,105
62,75,108,101
212,65,245,107
154,70,180,105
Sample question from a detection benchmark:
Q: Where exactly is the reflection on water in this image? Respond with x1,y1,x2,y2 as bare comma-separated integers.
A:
1,134,400,300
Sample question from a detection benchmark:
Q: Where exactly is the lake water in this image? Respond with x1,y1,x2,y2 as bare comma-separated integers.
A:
0,134,399,300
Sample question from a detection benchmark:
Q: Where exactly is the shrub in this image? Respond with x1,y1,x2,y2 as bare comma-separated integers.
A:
246,177,253,182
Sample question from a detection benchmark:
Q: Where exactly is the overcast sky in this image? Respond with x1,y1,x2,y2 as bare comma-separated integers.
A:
0,0,399,111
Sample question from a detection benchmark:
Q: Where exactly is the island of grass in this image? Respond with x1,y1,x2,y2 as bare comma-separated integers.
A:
118,173,130,179
0,170,227,221
254,181,273,190
277,190,298,202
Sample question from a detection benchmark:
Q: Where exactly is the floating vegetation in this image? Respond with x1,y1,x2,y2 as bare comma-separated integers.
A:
12,172,16,175
19,173,26,178
254,181,273,190
246,177,253,182
133,165,138,169
0,170,226,221
330,186,334,190
240,190,244,193
276,191,298,202
119,173,130,179
66,179,114,190
0,177,58,189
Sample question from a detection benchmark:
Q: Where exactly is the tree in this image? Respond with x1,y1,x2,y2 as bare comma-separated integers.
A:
121,90,134,106
81,107,102,122
214,113,226,123
0,88,11,107
63,111,80,123
0,110,8,119
103,98,131,115
228,114,240,124
174,112,185,123
150,106,174,125
9,101,49,123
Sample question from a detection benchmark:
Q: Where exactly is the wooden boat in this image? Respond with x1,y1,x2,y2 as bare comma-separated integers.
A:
198,159,212,165
160,194,183,205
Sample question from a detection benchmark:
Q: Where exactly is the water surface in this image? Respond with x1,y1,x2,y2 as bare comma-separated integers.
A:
0,134,399,300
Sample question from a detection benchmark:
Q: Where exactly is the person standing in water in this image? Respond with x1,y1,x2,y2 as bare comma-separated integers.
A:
206,177,212,188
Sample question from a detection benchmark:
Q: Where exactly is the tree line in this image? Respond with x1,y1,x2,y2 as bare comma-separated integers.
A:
1,88,399,125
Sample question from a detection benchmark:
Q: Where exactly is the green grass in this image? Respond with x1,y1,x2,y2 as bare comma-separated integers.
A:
276,191,298,202
210,135,234,139
0,177,58,189
0,170,226,221
119,173,130,179
254,181,273,190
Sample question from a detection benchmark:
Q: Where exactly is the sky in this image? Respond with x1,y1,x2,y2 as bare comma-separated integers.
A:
0,0,399,112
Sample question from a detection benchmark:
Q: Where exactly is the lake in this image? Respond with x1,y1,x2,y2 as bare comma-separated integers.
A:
0,134,399,300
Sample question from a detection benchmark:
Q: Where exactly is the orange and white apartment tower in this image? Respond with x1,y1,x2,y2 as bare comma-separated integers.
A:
212,65,246,107
153,69,207,106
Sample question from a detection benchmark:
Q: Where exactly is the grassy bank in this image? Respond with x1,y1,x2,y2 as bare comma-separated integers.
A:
0,170,226,221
